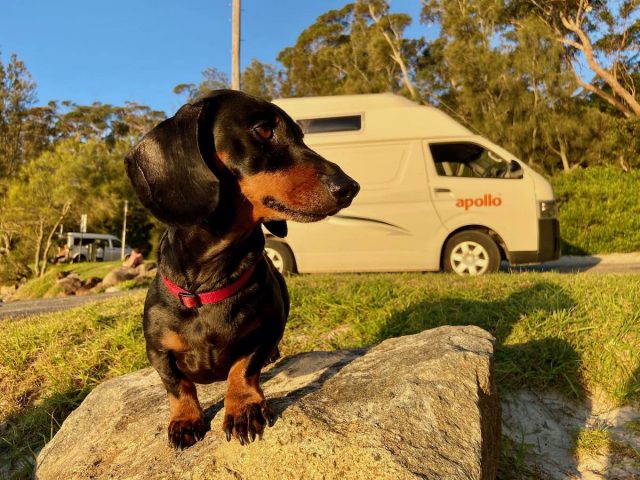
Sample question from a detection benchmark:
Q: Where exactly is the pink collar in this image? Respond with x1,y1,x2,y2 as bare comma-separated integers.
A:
161,263,257,309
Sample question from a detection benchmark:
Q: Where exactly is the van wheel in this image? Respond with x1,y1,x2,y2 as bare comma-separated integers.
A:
443,231,500,276
265,239,296,275
73,255,87,263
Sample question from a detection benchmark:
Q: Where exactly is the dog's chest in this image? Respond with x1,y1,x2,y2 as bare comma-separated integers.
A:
172,293,286,383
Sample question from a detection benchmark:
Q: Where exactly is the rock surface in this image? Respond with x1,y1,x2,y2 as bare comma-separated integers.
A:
100,266,139,287
55,272,84,295
36,326,500,480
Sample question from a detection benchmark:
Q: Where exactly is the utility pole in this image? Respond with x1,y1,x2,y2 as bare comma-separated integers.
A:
121,200,128,261
231,0,241,90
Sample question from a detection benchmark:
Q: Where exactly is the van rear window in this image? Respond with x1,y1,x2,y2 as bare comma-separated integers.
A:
297,115,362,134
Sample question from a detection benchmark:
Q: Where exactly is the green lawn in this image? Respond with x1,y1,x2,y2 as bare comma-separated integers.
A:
1,272,638,478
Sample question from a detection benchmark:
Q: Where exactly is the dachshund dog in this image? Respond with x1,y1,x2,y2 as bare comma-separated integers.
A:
125,90,359,449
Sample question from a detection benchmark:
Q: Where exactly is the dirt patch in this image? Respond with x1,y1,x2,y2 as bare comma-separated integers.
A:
503,390,640,479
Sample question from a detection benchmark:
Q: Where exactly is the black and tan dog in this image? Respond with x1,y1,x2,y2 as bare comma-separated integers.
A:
125,90,359,449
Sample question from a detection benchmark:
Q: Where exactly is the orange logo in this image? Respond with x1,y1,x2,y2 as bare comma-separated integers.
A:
456,194,502,210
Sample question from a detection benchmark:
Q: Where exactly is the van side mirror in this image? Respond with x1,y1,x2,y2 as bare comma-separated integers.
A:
508,160,523,179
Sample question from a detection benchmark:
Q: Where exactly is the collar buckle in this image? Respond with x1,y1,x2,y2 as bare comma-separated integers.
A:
178,291,202,309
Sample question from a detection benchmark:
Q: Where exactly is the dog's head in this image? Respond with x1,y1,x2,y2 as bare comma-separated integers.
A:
125,90,359,237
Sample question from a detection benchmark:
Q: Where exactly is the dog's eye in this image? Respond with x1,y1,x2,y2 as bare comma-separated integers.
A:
254,124,273,140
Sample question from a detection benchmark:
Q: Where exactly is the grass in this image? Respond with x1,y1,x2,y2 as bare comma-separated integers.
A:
0,293,146,477
499,434,539,479
11,261,123,300
574,423,640,469
574,423,612,460
1,271,639,477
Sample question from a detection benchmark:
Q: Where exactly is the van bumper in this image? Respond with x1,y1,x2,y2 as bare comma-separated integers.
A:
508,219,561,265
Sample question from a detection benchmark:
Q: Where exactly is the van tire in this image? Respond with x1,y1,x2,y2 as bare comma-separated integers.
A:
73,255,87,263
265,239,296,275
443,231,500,275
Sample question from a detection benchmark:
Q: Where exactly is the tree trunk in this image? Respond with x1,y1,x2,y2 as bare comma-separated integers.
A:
40,202,71,277
530,125,538,166
559,140,571,172
367,4,419,101
33,219,45,277
559,10,640,118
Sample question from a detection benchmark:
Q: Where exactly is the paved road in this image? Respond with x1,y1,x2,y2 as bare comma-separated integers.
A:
0,290,134,320
506,253,640,274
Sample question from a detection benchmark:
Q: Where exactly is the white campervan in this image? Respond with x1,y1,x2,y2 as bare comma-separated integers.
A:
267,93,560,276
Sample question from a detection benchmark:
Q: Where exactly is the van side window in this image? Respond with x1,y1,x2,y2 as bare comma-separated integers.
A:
297,115,361,134
429,142,517,179
74,237,95,246
112,239,121,248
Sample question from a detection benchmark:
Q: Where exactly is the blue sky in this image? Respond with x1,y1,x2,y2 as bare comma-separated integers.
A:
0,1,429,116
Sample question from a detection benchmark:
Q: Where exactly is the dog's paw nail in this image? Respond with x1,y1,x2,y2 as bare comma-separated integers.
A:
262,408,274,427
168,418,207,449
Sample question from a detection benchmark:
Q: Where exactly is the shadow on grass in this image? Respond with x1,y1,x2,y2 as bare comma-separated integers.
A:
0,387,91,480
375,281,585,478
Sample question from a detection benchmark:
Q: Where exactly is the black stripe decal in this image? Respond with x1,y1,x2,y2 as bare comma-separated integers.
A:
331,214,409,234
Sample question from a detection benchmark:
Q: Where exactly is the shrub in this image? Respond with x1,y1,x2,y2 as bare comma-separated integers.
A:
552,167,640,255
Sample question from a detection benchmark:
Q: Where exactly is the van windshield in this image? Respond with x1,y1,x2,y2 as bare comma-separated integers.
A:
430,142,517,179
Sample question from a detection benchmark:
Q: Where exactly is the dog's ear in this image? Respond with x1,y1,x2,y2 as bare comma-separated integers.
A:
125,101,220,225
263,220,287,238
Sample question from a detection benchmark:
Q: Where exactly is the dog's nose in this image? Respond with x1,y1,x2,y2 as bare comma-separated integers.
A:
327,174,360,207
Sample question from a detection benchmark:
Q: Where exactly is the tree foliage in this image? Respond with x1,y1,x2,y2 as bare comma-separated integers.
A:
276,1,422,97
416,0,638,172
171,0,634,173
0,52,37,178
173,67,231,102
0,52,163,282
241,59,280,100
508,0,640,118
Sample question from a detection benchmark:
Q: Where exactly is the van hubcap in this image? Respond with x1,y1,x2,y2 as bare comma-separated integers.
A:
265,247,284,273
450,241,490,275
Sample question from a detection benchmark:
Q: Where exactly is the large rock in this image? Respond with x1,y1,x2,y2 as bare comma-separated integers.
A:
36,326,500,480
100,266,138,287
55,272,84,295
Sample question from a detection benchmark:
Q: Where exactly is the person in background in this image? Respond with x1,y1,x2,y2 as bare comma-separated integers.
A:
53,242,70,264
123,248,144,268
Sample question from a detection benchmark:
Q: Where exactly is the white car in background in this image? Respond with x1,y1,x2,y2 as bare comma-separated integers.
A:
64,232,132,262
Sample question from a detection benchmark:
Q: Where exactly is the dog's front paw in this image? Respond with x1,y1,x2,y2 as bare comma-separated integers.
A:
168,416,207,449
222,400,274,445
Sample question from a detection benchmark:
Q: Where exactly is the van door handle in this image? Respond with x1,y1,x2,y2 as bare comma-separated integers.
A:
434,188,451,193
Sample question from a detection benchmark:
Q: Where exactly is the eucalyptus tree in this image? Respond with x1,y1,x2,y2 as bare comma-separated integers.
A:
277,0,422,98
0,52,37,178
508,0,640,118
417,0,615,172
